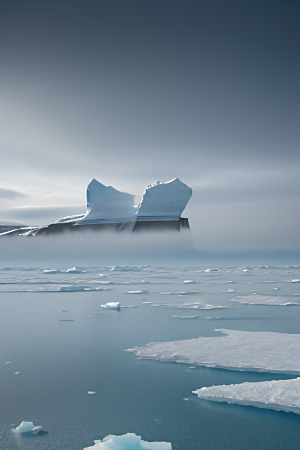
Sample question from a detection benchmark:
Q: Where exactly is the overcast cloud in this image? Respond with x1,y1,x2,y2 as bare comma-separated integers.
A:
0,0,299,258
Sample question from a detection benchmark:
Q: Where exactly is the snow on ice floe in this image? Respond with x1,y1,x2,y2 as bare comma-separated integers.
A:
149,302,226,310
231,295,300,306
126,329,300,373
193,377,300,414
88,391,96,395
101,302,120,310
12,421,42,434
84,432,172,449
183,280,197,284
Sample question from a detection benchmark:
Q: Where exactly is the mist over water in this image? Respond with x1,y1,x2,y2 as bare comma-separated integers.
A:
0,230,194,266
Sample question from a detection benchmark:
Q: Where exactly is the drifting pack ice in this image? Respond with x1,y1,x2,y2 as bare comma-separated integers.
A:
2,178,192,236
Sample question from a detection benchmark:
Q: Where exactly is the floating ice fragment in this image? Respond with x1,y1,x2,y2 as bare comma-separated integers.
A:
43,268,64,273
88,391,96,395
288,279,300,283
15,372,20,375
126,329,300,373
231,295,300,306
66,267,86,273
84,432,172,449
5,361,13,364
101,302,120,310
204,269,211,272
222,289,235,293
193,378,300,414
183,280,197,284
124,290,148,294
12,421,42,433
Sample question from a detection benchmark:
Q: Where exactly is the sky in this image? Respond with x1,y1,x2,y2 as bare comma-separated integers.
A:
0,0,299,259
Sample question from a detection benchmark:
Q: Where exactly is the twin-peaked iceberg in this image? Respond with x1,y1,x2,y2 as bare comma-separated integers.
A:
1,178,192,236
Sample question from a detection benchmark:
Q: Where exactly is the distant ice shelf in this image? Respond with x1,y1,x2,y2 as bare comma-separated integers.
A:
126,329,300,373
84,432,172,449
193,377,300,415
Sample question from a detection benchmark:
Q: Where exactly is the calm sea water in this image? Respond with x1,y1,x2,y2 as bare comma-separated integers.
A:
0,265,300,449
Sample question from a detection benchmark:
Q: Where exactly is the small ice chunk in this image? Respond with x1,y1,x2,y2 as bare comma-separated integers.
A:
101,302,120,310
193,378,300,414
15,372,20,375
84,432,172,449
66,267,86,273
88,391,96,395
5,361,13,364
204,269,211,272
183,280,197,284
12,421,42,433
222,289,235,293
124,290,148,294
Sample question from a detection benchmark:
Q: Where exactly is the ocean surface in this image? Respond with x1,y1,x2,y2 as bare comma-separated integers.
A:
1,264,300,449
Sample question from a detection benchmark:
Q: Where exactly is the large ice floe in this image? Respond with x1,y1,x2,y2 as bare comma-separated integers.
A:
2,178,192,236
126,329,300,373
193,377,300,414
84,432,172,449
231,295,300,306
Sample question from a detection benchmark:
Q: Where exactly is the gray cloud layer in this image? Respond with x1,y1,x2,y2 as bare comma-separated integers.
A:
0,0,299,255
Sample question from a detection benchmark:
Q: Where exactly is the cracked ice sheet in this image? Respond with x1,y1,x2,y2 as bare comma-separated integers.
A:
126,329,300,373
231,295,300,306
193,377,300,414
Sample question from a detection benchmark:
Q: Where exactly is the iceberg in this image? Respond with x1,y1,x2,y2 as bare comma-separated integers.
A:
193,377,300,414
231,295,300,306
12,421,42,433
126,329,300,373
1,178,192,236
84,432,172,449
101,302,120,310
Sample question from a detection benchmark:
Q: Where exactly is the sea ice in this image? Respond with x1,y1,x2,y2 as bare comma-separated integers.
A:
12,421,42,433
84,432,172,449
193,377,300,414
126,329,300,373
66,267,86,273
183,280,197,284
88,391,96,395
231,295,300,306
101,302,120,310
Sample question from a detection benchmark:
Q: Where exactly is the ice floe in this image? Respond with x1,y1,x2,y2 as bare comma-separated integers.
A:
150,302,226,310
183,280,197,284
126,329,300,373
231,295,300,306
124,290,148,294
101,302,120,310
84,432,172,449
193,377,300,414
66,267,86,273
88,391,96,395
12,421,42,433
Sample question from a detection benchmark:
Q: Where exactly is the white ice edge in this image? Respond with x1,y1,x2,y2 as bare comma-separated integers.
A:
84,432,172,449
193,378,300,414
125,329,300,373
12,421,42,433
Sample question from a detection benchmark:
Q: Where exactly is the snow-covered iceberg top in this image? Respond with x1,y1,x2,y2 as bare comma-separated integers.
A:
137,178,192,220
84,432,172,449
126,329,300,373
80,179,137,224
101,302,120,310
193,377,300,415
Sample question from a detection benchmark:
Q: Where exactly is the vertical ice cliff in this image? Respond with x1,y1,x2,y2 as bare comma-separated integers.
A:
137,178,192,221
